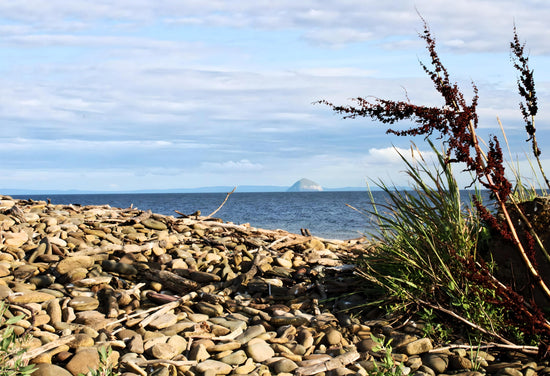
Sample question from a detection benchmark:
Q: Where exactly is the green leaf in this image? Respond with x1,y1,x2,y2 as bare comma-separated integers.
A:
5,315,25,326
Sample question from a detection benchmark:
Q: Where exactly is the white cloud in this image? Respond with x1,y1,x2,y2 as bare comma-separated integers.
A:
297,67,376,77
366,146,437,165
0,138,208,153
201,159,263,172
0,1,549,52
1,1,550,192
303,28,374,47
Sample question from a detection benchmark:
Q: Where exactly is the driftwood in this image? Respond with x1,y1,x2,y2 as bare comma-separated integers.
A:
108,284,220,331
418,299,514,345
295,350,360,376
138,267,200,294
207,186,236,218
138,300,181,328
131,210,152,223
430,343,539,356
124,358,197,367
19,334,76,362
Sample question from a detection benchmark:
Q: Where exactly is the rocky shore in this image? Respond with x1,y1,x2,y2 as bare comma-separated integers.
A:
0,195,546,376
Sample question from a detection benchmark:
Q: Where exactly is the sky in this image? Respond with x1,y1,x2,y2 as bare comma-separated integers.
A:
2,1,550,192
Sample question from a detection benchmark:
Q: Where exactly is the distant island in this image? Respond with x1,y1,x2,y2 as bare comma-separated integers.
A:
287,178,323,192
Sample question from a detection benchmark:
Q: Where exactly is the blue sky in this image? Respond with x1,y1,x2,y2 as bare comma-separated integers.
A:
2,1,550,192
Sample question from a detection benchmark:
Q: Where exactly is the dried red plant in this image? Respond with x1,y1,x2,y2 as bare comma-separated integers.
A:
510,26,550,189
319,20,550,346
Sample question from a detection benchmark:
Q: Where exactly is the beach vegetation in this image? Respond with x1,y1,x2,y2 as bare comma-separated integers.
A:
321,19,550,348
0,302,36,376
370,334,405,376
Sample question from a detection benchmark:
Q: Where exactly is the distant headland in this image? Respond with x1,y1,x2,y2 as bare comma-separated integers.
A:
2,178,376,195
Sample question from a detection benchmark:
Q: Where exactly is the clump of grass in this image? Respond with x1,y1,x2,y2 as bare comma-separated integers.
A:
357,142,513,342
0,302,36,376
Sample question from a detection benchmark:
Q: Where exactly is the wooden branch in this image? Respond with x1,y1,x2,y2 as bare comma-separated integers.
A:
19,335,76,362
107,284,218,330
138,300,181,328
295,351,359,376
138,268,200,294
124,359,197,367
418,299,514,345
207,186,236,218
430,343,539,356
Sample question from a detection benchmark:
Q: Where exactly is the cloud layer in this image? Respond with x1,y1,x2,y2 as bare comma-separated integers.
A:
1,1,550,191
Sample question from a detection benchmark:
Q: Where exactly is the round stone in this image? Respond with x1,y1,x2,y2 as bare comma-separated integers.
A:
57,256,94,275
219,350,247,365
196,359,232,375
68,296,99,311
65,348,100,376
271,358,298,374
325,327,342,345
31,363,73,376
151,343,178,360
69,333,95,349
422,353,448,373
8,291,56,304
246,339,274,362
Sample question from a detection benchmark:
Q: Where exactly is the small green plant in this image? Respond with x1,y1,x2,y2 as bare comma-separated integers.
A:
467,340,484,372
78,346,119,376
370,335,405,376
418,307,451,341
0,302,36,376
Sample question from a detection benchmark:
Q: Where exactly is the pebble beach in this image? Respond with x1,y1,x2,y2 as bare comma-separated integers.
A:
0,195,547,376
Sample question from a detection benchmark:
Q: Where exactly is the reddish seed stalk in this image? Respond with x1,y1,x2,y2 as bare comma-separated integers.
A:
319,19,550,342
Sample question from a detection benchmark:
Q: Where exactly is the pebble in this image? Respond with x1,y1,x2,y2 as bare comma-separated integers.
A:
325,327,343,345
56,256,94,275
31,363,73,376
236,324,266,344
423,354,449,373
220,349,248,365
195,359,233,375
234,357,256,374
147,313,178,329
0,196,541,376
247,338,275,362
68,296,99,311
271,358,299,373
399,337,434,355
150,342,178,359
65,347,100,376
8,291,56,304
189,343,211,362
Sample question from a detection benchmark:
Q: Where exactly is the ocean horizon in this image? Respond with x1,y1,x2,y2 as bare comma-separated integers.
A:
8,190,489,240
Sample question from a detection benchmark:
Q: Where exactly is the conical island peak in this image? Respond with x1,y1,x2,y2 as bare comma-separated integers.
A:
287,178,323,192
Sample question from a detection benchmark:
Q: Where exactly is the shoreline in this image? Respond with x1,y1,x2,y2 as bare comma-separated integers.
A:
0,196,542,375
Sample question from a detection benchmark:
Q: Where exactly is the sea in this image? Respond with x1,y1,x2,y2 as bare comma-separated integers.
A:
9,190,487,240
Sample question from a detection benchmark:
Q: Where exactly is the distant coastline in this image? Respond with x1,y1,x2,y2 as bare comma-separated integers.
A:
2,185,383,196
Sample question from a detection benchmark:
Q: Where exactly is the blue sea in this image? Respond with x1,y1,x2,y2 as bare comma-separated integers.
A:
10,190,487,240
